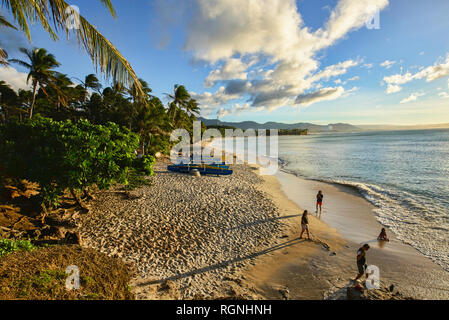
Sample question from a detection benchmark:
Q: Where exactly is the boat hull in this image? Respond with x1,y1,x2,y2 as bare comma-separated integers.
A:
167,164,233,176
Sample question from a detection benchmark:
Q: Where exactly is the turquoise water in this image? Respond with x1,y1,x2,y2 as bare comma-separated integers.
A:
278,129,449,271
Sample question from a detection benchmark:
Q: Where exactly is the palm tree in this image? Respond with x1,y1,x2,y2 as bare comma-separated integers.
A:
48,73,73,112
185,98,200,117
127,78,152,130
75,74,102,94
1,0,143,97
166,84,191,123
73,73,102,102
134,99,170,155
9,48,60,118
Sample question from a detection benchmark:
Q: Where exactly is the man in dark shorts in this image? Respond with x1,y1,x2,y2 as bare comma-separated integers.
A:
355,244,370,281
316,191,323,214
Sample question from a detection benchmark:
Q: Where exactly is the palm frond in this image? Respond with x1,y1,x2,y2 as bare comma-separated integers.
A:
8,58,31,69
0,14,17,29
0,47,8,66
1,0,143,97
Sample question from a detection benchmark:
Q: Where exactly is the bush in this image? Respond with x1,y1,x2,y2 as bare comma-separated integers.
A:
0,116,154,208
133,155,156,176
0,239,36,257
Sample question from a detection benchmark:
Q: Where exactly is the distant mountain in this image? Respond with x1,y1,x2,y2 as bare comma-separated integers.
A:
358,124,449,131
198,117,362,133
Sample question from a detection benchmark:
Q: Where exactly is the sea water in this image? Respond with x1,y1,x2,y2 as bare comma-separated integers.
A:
277,129,449,271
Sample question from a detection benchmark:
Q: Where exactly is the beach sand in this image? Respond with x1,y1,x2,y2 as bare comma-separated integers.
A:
254,170,449,299
77,159,449,300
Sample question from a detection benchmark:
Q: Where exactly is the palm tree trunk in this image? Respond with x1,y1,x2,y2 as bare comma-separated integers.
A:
172,107,177,123
30,82,37,119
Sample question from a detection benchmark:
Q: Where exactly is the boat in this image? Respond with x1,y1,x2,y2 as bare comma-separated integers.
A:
167,161,233,176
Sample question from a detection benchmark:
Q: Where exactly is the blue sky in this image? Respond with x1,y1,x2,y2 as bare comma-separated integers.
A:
1,0,449,125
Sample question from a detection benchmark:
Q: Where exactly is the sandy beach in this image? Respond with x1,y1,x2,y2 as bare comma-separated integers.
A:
253,170,449,299
77,158,449,300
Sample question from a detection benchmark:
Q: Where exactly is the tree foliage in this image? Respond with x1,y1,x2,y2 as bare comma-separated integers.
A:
1,0,143,96
0,116,155,208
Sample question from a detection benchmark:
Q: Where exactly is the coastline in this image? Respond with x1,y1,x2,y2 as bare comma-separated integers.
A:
77,158,449,300
267,169,449,299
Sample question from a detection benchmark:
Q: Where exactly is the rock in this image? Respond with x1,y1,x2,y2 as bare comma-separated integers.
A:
347,284,413,300
347,285,364,300
64,231,82,245
50,226,67,239
330,251,337,256
279,287,290,300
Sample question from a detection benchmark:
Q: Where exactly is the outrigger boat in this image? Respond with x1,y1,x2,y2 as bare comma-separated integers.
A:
167,160,233,176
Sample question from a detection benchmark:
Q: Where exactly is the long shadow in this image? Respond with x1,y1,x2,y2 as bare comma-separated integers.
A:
153,170,171,175
153,170,227,178
226,214,300,231
136,237,307,287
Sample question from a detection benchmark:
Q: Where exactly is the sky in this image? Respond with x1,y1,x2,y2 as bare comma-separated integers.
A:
1,0,449,125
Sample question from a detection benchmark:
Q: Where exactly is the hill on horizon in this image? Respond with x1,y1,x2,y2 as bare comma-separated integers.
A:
198,118,449,133
198,117,362,133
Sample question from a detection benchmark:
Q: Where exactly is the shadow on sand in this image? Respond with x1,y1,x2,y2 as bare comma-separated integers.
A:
136,237,308,287
225,214,300,232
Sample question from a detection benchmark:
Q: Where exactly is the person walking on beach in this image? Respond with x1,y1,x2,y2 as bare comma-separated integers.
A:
355,244,370,282
300,210,311,240
316,191,324,214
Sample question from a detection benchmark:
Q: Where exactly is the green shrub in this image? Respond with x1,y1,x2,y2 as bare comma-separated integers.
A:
0,239,36,257
0,116,154,208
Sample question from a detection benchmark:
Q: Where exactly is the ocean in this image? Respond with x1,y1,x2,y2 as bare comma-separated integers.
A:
277,129,449,271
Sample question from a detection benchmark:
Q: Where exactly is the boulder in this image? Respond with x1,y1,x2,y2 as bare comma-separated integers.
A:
64,231,83,245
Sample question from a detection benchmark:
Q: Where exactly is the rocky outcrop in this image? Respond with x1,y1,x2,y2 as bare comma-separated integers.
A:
347,284,414,300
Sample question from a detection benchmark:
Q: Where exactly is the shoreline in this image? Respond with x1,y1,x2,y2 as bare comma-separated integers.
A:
265,168,449,299
77,157,449,300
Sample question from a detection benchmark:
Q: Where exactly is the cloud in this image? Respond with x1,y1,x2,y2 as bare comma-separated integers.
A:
191,86,241,116
383,54,449,93
204,58,254,87
0,66,30,91
380,60,396,69
217,103,264,117
224,80,252,95
335,75,360,85
309,59,359,83
386,84,402,94
318,0,388,49
438,92,449,99
173,0,390,115
295,86,345,107
400,92,425,104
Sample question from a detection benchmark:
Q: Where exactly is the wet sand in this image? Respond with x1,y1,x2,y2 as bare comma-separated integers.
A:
247,170,449,299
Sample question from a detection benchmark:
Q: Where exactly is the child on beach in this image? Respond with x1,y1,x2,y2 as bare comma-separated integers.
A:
355,244,370,282
300,210,311,240
377,228,390,241
316,191,323,214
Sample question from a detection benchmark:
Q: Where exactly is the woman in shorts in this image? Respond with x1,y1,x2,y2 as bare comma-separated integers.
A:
300,210,311,240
